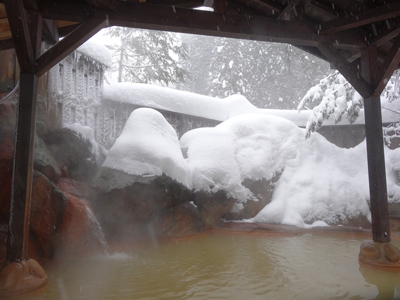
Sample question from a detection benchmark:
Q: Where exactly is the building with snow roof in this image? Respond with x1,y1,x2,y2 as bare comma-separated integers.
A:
47,40,111,139
15,40,396,151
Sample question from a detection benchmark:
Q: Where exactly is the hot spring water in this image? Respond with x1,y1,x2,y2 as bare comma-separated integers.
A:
22,233,400,300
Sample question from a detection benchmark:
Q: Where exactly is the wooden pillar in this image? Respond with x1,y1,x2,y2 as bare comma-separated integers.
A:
361,46,391,243
364,95,391,243
6,73,39,261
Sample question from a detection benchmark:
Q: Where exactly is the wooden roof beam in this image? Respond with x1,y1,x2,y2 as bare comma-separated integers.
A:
3,0,34,72
373,36,400,96
277,0,302,21
85,0,119,11
42,19,59,45
0,37,13,51
35,17,106,76
38,2,365,50
306,0,337,21
251,0,282,14
317,42,372,98
319,2,400,35
148,0,204,9
369,20,400,47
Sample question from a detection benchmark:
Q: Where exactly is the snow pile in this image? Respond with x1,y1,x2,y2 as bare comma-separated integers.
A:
64,123,107,164
100,106,400,228
252,138,372,228
102,108,190,187
77,40,112,68
181,114,304,201
181,113,376,227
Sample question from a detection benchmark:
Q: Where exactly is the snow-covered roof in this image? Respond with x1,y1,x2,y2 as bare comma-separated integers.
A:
103,83,400,126
76,40,112,68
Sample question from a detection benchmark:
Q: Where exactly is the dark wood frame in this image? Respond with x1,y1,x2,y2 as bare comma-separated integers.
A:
3,0,400,262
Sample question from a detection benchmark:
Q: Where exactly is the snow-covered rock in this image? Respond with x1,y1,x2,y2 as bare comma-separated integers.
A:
101,108,190,188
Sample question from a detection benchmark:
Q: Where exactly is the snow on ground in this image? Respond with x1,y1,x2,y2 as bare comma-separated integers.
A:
102,108,190,187
99,80,400,228
103,83,400,127
76,40,112,68
101,106,400,228
180,114,305,201
251,137,371,228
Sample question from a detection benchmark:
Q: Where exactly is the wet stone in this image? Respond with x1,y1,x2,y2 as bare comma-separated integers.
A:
360,241,380,260
384,243,400,263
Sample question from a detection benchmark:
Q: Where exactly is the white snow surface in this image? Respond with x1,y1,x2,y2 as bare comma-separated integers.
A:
76,40,112,68
103,83,400,126
181,114,304,201
102,108,190,187
101,108,400,228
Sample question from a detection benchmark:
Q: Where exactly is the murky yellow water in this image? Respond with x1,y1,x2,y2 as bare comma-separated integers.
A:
25,233,400,300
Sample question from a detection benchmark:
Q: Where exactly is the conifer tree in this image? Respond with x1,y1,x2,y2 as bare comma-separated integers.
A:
105,27,189,86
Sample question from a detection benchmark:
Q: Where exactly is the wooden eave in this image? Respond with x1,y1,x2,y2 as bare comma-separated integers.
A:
0,0,399,96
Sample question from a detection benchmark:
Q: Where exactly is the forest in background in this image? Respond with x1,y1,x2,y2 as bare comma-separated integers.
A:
104,27,331,110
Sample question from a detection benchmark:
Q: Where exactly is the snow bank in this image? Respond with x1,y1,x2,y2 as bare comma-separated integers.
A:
252,138,372,228
181,114,304,201
64,123,107,164
103,83,400,128
100,106,400,228
181,113,377,227
77,40,112,68
102,108,190,187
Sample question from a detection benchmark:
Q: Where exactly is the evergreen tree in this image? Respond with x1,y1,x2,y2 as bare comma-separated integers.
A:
105,27,189,86
298,70,400,138
179,34,330,109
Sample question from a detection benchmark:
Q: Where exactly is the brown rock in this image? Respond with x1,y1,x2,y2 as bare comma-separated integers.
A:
94,174,192,240
193,190,236,229
29,171,66,259
0,224,7,264
384,243,400,263
0,259,47,298
224,176,280,221
240,177,278,219
55,191,106,258
42,128,99,182
154,202,204,238
360,242,380,260
57,177,97,201
33,136,62,183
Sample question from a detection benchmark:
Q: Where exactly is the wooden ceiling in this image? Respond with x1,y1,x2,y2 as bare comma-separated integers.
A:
1,0,400,98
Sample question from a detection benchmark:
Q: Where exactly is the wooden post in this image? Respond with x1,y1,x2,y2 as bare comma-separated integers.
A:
6,72,39,261
361,46,391,243
363,95,391,243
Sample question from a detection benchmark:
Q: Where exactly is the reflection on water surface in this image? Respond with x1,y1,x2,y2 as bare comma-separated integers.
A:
25,233,400,300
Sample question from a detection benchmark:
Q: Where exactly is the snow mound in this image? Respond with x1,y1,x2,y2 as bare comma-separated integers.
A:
252,137,371,228
102,108,190,187
182,113,375,227
181,114,305,201
77,40,112,68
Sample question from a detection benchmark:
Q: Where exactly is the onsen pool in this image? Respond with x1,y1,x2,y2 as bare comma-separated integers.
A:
22,233,400,300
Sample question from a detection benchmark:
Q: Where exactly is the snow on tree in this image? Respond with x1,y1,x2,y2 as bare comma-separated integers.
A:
105,27,189,86
299,70,400,138
178,34,329,109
